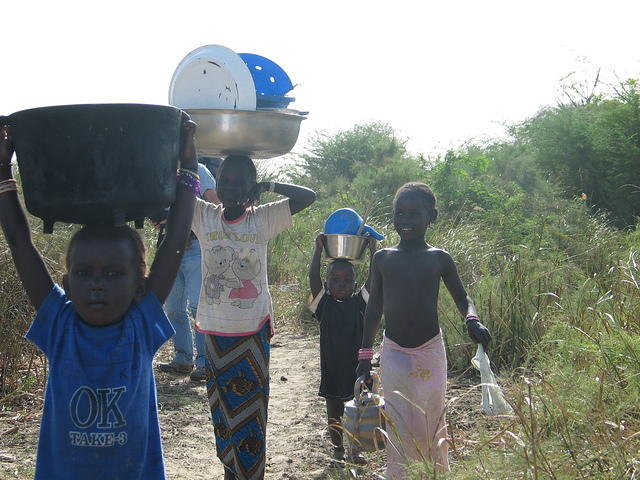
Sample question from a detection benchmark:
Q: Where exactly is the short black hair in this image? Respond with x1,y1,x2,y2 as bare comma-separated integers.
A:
218,154,257,183
394,182,438,218
66,224,147,279
327,258,356,276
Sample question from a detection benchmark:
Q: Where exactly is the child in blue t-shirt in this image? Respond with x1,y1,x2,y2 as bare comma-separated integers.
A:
0,115,198,480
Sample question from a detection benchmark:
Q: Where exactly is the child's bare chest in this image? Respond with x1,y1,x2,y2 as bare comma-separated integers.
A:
381,250,442,284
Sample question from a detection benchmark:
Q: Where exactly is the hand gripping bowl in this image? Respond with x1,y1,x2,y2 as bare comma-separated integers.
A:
186,108,306,159
7,104,183,233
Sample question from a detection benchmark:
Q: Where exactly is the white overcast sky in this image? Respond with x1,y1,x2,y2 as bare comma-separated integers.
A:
3,0,639,161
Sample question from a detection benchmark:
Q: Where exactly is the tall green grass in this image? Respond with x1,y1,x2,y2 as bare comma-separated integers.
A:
0,217,72,404
266,176,639,478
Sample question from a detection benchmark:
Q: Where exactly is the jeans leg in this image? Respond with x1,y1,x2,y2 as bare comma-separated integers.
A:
164,265,193,365
192,324,207,367
184,243,207,367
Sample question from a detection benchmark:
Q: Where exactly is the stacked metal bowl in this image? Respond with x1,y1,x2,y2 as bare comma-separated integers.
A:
169,45,306,159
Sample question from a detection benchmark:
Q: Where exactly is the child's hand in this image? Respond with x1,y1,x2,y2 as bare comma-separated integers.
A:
367,237,377,253
247,182,270,205
150,219,167,229
0,123,15,167
356,360,372,380
466,319,491,351
315,233,325,250
179,112,198,171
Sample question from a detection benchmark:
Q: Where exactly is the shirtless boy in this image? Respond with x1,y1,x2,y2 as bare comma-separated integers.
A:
356,182,491,477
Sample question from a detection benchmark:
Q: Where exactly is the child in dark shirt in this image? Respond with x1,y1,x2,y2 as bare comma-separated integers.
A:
309,233,376,465
356,182,491,477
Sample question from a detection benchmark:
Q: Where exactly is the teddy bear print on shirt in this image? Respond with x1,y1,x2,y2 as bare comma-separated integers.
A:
228,248,262,309
203,245,236,305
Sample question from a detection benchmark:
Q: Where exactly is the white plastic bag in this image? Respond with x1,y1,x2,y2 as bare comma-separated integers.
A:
471,345,513,415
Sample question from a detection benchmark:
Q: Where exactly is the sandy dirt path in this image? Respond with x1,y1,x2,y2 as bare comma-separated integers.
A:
0,327,388,479
0,325,491,480
158,329,350,479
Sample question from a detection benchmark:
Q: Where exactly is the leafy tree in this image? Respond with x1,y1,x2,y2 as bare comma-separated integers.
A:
350,156,430,214
515,79,640,227
430,151,503,213
296,122,408,192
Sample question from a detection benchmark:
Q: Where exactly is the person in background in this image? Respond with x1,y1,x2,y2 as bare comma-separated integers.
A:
0,115,197,479
192,155,315,480
156,160,219,381
198,156,223,179
308,233,376,465
356,182,491,477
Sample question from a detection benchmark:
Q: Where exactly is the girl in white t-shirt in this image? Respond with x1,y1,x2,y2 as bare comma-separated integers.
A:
191,155,315,480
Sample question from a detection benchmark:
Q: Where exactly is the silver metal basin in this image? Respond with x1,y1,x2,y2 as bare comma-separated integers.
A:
186,108,307,159
323,234,369,263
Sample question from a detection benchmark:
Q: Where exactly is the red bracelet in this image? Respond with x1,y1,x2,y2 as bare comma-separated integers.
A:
358,348,374,361
465,314,480,323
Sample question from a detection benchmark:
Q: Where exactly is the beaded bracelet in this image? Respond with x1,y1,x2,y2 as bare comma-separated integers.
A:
178,167,199,180
465,314,480,323
0,179,18,195
358,348,374,361
177,172,200,195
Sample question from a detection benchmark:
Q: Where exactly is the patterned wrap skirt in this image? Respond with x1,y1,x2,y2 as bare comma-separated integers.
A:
204,322,271,479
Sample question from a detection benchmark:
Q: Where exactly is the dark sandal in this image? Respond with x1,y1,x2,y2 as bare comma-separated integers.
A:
330,446,346,466
349,452,367,465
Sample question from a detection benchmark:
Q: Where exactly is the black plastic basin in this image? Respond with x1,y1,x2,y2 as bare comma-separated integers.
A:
8,103,182,233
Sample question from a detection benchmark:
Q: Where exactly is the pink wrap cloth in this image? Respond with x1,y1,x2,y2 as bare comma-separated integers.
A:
380,331,450,478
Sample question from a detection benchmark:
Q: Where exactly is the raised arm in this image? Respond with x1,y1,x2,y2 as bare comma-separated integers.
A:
0,124,53,309
363,237,377,291
248,181,316,215
146,115,197,303
441,250,491,350
356,250,384,378
309,233,324,299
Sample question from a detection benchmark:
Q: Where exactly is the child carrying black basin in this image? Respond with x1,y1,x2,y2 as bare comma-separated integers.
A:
0,115,197,479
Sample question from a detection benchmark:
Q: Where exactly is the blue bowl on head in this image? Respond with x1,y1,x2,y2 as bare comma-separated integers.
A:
324,208,363,235
324,208,385,240
238,53,295,98
362,225,385,240
255,94,295,110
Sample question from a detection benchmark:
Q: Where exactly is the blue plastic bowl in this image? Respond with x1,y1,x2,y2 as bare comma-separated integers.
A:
324,208,386,240
238,53,295,99
255,94,295,110
324,208,363,235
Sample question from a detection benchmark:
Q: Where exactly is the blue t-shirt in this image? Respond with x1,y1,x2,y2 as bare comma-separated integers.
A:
187,163,217,249
198,162,217,195
26,285,175,480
